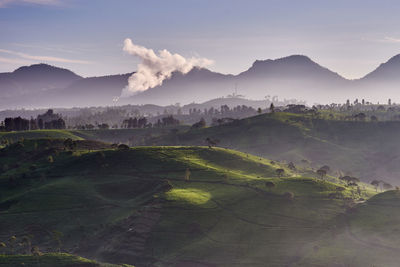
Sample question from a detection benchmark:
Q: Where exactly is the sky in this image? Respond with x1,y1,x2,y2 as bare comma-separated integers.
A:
1,0,400,79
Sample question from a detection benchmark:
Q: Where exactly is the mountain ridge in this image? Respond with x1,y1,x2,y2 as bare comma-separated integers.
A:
2,54,400,108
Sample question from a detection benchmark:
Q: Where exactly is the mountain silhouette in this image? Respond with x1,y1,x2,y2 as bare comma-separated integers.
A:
0,64,81,99
1,55,400,108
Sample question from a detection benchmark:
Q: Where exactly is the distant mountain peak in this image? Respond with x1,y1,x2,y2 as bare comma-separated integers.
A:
251,55,313,67
362,54,400,81
241,54,344,81
13,63,81,79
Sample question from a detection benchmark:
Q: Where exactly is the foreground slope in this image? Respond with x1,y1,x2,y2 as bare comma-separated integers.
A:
0,253,132,267
300,189,400,267
0,139,380,266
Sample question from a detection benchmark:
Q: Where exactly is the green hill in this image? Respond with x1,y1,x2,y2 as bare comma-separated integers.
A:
0,253,133,267
299,189,400,267
149,112,400,184
0,130,83,142
0,139,381,266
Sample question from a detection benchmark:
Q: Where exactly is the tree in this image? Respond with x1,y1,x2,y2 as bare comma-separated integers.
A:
341,176,359,186
317,169,327,179
269,103,275,113
184,168,191,182
205,137,219,148
320,165,330,172
276,168,284,178
287,162,296,170
191,118,206,129
63,138,77,151
117,144,130,151
31,246,42,256
98,123,109,129
371,180,380,192
265,181,275,191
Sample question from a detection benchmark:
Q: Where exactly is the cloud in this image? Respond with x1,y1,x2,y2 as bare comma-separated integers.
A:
0,56,31,65
0,0,60,7
0,48,91,64
121,38,213,97
382,37,400,43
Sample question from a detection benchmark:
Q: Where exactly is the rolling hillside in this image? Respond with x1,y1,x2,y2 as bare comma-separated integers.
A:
0,253,132,267
149,112,400,184
0,138,384,266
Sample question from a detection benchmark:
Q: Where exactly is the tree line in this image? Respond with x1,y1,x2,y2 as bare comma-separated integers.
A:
0,110,66,132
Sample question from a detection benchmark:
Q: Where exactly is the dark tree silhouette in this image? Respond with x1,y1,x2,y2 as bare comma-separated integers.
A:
371,180,380,192
317,169,327,179
205,137,219,148
276,168,284,178
287,162,296,170
191,118,206,129
269,103,275,113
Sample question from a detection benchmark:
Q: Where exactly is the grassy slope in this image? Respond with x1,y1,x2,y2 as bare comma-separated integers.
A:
300,189,400,267
0,126,189,147
70,126,189,146
150,112,400,184
0,130,83,141
0,139,380,266
0,253,133,267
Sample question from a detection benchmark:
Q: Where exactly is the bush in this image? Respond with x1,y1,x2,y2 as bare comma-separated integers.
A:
283,191,294,200
117,144,130,151
265,181,275,190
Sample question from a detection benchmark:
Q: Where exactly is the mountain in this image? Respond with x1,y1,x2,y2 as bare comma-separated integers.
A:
118,67,233,106
362,54,400,81
125,55,349,106
2,54,400,109
238,55,345,81
0,63,81,98
50,73,132,107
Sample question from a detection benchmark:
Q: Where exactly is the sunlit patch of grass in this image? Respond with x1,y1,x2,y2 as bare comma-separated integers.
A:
166,188,211,205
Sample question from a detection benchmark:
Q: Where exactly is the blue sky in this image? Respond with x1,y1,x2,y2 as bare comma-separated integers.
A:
1,0,400,78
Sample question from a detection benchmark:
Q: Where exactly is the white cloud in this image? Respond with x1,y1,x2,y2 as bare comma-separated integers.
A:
122,38,213,97
0,48,91,64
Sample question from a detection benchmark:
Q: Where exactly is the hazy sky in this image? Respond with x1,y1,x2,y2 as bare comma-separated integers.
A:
1,0,400,79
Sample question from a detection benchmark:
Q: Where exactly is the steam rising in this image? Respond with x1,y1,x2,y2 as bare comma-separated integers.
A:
121,38,213,97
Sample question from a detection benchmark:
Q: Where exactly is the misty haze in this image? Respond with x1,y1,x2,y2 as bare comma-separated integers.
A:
2,1,400,267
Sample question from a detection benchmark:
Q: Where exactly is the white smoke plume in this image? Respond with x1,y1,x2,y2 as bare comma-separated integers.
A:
121,38,213,97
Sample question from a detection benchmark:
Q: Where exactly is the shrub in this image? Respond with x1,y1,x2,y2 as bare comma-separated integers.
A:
265,181,275,190
283,191,294,200
276,168,284,178
117,144,130,150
